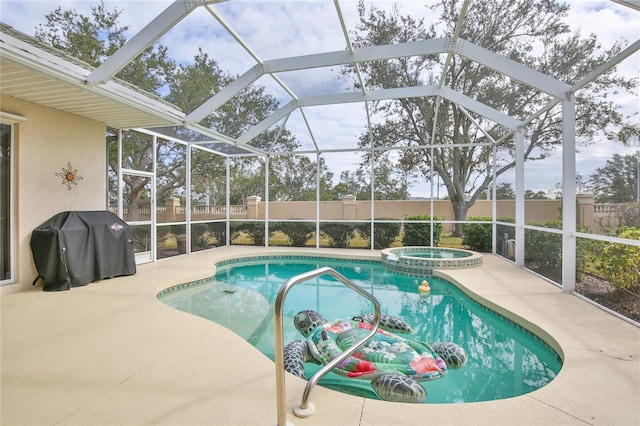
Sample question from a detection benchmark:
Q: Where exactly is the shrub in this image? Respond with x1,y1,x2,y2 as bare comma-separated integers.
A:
207,222,229,246
320,223,356,248
598,227,640,293
191,223,210,248
170,224,186,235
461,217,517,254
271,221,315,247
525,220,589,281
461,217,492,252
130,226,150,252
232,222,266,246
402,215,443,246
355,220,402,249
525,221,562,278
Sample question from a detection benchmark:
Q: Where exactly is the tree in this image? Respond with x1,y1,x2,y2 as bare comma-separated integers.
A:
268,154,333,201
37,3,297,213
35,2,175,93
496,183,515,200
331,156,412,200
525,190,549,200
588,152,639,203
345,0,636,235
165,48,299,205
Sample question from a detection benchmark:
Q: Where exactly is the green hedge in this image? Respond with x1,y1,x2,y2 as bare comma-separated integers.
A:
191,223,210,248
207,222,229,246
320,223,356,248
525,220,589,281
271,221,315,247
231,222,266,246
461,217,515,253
599,227,640,292
402,215,443,246
461,217,492,252
355,220,401,249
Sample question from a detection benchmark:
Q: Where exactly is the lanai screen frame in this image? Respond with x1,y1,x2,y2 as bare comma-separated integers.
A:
98,0,640,294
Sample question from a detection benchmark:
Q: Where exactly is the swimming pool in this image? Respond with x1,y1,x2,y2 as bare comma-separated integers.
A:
158,255,562,404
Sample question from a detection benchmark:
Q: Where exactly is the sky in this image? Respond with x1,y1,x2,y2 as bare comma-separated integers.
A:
1,0,639,197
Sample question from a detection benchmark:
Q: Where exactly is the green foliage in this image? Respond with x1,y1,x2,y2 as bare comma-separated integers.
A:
268,155,333,201
231,222,266,246
320,223,356,248
333,161,413,201
496,183,516,200
461,217,493,252
525,221,589,281
271,221,315,247
525,221,562,276
130,226,150,252
402,216,443,246
588,153,639,203
191,223,210,248
35,3,176,92
207,222,229,246
347,0,636,234
525,190,549,199
461,217,517,253
355,220,402,249
598,227,640,292
170,224,186,235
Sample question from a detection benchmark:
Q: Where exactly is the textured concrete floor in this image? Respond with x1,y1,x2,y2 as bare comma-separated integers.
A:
1,246,639,425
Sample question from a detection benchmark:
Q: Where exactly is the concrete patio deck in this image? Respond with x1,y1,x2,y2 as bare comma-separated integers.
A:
1,246,639,425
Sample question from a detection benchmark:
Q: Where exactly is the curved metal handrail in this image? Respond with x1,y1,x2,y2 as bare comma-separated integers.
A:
274,266,381,426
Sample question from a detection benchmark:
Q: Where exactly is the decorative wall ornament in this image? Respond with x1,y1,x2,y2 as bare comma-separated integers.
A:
55,162,83,190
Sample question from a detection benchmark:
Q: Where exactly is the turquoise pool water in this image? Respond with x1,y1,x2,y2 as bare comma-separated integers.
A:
158,256,562,404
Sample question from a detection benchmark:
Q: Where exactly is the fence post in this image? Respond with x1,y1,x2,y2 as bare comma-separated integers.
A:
576,194,594,231
247,196,261,219
165,197,180,222
343,194,356,220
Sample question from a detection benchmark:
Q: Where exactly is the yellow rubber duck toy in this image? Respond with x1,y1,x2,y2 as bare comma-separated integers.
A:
418,280,431,295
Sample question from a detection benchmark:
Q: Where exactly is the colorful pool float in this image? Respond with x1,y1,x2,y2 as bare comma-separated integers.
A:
284,310,468,403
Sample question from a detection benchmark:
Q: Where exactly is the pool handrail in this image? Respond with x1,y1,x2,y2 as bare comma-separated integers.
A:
274,266,381,426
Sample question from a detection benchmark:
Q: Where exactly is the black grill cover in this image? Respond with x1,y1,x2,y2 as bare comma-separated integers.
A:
30,211,136,291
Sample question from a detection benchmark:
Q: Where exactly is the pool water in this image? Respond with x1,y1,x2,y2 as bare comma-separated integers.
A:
159,256,562,404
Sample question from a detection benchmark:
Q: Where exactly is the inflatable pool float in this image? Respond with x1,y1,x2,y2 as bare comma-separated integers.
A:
284,310,468,403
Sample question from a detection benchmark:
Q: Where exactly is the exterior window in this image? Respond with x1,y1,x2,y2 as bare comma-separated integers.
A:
1,123,14,284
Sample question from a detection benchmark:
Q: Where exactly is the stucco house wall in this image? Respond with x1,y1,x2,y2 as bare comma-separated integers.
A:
1,95,106,293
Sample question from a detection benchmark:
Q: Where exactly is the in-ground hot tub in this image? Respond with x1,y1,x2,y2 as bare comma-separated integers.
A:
381,246,482,275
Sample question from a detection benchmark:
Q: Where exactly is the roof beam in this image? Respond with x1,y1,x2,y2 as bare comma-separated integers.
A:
237,100,300,144
186,36,570,128
237,85,519,145
571,38,640,93
87,1,226,85
186,39,447,124
441,87,520,130
185,64,263,122
186,39,448,124
456,39,571,99
266,38,447,73
238,87,440,145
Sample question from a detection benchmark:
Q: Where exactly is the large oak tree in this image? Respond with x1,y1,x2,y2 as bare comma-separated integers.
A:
344,0,637,235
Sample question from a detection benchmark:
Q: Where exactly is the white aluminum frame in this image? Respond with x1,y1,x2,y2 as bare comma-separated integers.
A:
84,0,639,296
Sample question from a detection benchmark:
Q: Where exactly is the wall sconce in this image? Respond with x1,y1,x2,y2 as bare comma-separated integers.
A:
55,162,83,190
